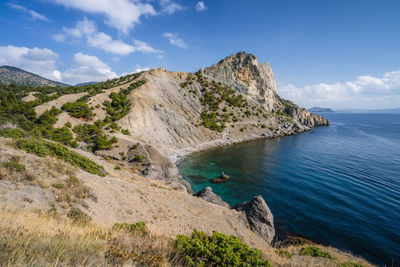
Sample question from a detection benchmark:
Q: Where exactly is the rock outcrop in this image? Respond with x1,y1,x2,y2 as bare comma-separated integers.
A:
196,187,230,208
210,171,231,184
202,52,278,111
235,195,275,245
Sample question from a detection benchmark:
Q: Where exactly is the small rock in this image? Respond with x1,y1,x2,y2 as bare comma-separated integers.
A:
196,187,230,208
210,171,231,183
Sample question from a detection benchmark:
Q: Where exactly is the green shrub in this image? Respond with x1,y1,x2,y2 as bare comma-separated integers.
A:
121,129,130,135
64,121,72,128
298,246,333,259
3,157,26,172
62,102,94,120
176,230,270,267
14,138,105,176
36,107,61,125
114,165,121,170
277,249,293,259
339,263,364,267
0,128,25,139
113,222,147,233
67,207,91,224
134,155,145,163
261,124,266,128
51,126,75,146
110,136,118,143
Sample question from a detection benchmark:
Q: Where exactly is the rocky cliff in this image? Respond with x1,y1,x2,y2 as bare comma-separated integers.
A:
202,52,278,111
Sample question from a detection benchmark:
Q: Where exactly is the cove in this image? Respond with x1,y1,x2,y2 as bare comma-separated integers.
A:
178,112,400,266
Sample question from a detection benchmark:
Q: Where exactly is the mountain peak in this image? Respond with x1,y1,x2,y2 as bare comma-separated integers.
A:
0,66,70,87
201,52,277,111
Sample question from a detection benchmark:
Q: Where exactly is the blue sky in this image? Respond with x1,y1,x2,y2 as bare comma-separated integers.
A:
1,0,400,109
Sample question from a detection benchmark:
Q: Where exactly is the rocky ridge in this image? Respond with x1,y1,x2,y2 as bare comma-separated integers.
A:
0,66,69,87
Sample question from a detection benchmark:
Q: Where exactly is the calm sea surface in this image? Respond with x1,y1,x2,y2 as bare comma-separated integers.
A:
178,113,400,265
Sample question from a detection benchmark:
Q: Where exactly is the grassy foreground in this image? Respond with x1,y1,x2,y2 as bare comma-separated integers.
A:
0,208,373,267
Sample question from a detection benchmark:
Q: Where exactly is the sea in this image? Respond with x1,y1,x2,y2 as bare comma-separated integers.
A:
178,112,400,266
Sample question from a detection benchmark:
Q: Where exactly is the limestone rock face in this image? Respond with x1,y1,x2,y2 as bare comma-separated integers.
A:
235,195,275,244
196,187,230,208
284,105,330,127
202,52,277,111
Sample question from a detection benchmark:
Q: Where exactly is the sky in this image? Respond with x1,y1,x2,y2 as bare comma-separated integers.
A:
1,0,400,109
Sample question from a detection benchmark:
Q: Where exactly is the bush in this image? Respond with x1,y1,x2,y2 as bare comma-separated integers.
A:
0,128,25,139
113,222,147,233
3,157,26,172
67,207,91,225
121,129,130,135
298,246,333,259
36,107,61,125
14,138,105,176
277,249,293,259
62,102,94,120
51,126,75,146
176,230,271,267
340,263,364,267
134,155,145,163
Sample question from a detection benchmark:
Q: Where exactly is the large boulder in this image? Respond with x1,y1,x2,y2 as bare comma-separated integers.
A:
196,187,230,208
235,195,275,244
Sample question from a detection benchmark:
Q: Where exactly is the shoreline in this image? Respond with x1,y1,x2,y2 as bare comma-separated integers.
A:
170,126,314,165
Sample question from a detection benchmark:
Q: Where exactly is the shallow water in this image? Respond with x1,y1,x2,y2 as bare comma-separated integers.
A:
178,113,400,265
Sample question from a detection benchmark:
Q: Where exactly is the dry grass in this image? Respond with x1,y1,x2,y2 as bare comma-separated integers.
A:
0,209,182,266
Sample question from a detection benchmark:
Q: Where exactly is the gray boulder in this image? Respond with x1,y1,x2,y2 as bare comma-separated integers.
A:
235,195,275,244
196,187,230,208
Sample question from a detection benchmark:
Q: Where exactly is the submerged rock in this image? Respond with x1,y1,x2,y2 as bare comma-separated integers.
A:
210,171,231,183
235,195,275,245
196,187,230,208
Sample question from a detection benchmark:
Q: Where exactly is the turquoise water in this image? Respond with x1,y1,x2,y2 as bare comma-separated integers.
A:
178,113,400,265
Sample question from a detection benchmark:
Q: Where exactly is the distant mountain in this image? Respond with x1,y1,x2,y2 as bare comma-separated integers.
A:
335,108,400,113
75,81,97,86
308,107,333,113
0,66,70,87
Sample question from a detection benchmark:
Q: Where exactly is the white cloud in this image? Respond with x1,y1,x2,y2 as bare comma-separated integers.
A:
63,18,96,38
0,45,120,85
133,40,163,54
196,1,207,11
55,18,162,55
7,3,51,21
0,45,61,81
87,32,135,55
51,0,156,34
52,34,65,43
279,70,400,109
162,32,188,48
160,0,184,14
61,52,118,84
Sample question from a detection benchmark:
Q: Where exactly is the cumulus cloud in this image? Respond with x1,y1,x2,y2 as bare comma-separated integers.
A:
61,52,118,84
0,45,120,85
87,32,135,55
133,40,163,54
196,1,207,11
279,70,400,109
0,45,60,81
55,18,162,55
7,3,51,21
162,32,188,48
51,0,156,34
160,0,184,14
